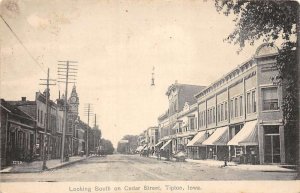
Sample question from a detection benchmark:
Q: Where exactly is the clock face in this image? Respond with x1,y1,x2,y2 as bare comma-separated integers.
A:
71,96,77,103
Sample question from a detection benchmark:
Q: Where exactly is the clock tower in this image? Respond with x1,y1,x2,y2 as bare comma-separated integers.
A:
68,84,79,117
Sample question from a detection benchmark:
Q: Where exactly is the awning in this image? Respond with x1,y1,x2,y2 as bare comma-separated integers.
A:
160,139,172,150
172,123,180,130
136,146,143,152
227,120,258,146
187,131,207,147
136,144,147,152
202,126,229,145
142,144,148,150
155,141,163,147
177,131,197,138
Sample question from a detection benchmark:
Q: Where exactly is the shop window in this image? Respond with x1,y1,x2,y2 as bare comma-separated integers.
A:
262,87,279,111
264,125,279,134
235,147,243,157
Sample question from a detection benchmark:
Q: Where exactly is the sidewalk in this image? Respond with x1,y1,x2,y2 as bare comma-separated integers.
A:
186,159,296,172
147,155,295,172
0,156,91,174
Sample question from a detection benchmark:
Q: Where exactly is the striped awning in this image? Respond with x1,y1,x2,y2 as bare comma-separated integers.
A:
160,139,172,150
227,120,258,146
155,141,163,147
136,144,147,152
171,122,180,130
187,131,207,147
202,126,229,145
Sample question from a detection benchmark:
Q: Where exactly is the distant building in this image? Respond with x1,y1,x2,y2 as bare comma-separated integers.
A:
157,82,206,157
147,126,158,154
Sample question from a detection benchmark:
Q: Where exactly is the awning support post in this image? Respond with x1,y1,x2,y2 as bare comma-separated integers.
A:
228,145,231,162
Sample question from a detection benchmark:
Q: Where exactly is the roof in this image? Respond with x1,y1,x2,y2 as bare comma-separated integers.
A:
1,99,35,121
177,84,206,109
166,83,206,97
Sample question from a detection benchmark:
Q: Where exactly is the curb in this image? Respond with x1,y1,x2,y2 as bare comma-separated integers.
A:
0,156,93,174
47,157,89,171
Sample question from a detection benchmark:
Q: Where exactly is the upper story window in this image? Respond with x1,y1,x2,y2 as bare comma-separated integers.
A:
247,92,251,114
262,87,279,111
41,110,43,124
68,120,73,132
37,109,40,123
199,111,206,128
217,104,221,122
189,117,196,130
239,96,243,116
224,102,228,120
234,98,238,117
221,103,224,121
252,90,257,113
217,102,226,122
230,99,234,119
247,89,257,114
212,107,215,123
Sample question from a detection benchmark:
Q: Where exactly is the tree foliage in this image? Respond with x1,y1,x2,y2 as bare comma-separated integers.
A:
215,0,298,123
100,138,114,155
117,135,139,154
214,0,298,164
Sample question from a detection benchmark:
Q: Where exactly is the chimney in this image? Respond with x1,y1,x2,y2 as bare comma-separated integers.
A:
21,97,26,102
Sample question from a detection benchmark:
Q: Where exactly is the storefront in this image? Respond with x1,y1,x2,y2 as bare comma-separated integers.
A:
202,126,229,160
263,125,282,164
186,131,207,159
160,139,172,159
228,120,259,164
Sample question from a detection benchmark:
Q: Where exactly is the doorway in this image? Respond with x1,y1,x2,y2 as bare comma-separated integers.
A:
264,126,280,163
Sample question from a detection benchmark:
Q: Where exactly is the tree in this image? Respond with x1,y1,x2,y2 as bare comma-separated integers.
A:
214,0,298,164
100,139,114,155
117,135,139,154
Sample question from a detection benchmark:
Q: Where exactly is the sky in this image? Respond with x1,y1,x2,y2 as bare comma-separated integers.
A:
0,0,261,148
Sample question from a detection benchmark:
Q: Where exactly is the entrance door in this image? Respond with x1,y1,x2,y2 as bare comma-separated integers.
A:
264,126,280,163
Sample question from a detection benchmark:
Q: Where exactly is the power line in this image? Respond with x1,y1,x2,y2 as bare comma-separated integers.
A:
0,14,46,73
57,60,78,162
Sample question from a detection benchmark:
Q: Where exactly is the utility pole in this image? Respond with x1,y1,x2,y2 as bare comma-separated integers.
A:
94,114,97,151
57,60,78,162
84,104,93,157
40,68,56,170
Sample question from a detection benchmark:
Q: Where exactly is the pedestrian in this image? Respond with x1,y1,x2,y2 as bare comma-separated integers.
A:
240,148,244,164
159,149,163,160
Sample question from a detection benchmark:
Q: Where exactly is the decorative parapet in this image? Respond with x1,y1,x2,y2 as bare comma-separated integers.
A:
195,44,279,100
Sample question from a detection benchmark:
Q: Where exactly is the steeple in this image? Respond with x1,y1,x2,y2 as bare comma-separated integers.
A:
68,84,79,116
71,84,77,97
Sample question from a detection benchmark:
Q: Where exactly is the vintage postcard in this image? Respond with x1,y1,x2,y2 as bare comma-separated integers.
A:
0,0,299,193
